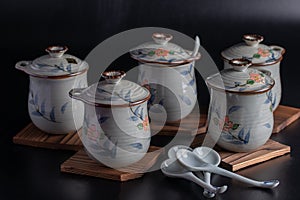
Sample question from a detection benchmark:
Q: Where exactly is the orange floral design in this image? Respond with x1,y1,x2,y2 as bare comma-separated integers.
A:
222,115,233,132
250,73,264,83
257,48,270,57
155,48,169,57
143,115,149,131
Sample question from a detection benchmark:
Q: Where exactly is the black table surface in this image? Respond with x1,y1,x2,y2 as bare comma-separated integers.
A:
0,117,299,200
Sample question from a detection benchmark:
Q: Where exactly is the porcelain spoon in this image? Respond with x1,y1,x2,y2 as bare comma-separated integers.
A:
161,158,225,196
176,149,280,189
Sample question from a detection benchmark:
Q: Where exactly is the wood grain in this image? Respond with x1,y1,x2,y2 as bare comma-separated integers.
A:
60,146,163,181
218,139,291,171
273,105,300,133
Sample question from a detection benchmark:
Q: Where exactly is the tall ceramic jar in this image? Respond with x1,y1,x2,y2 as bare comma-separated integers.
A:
16,46,88,134
69,71,151,168
206,58,275,152
130,33,201,122
221,34,285,111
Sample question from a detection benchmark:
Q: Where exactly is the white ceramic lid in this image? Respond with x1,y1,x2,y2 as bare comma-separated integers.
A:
70,71,150,107
221,34,284,66
16,46,89,78
130,33,201,65
206,58,275,94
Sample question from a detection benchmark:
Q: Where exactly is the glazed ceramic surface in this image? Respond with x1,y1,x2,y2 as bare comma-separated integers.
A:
221,34,285,110
69,71,151,168
16,46,88,134
206,59,275,152
130,33,201,122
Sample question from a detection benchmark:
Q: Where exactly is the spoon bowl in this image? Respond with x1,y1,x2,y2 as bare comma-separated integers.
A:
176,149,280,189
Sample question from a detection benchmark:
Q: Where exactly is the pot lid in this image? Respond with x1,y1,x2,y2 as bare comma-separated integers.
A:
221,34,284,66
206,58,275,94
70,71,150,107
130,33,201,65
16,46,89,78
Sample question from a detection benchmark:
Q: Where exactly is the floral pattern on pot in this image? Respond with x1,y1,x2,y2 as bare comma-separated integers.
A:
28,90,68,123
128,105,149,131
242,48,277,64
225,71,266,91
147,48,175,57
265,90,275,112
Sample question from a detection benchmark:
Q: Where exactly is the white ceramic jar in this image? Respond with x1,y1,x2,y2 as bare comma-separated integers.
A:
206,58,275,152
69,71,151,168
130,33,201,122
221,34,285,111
16,46,88,134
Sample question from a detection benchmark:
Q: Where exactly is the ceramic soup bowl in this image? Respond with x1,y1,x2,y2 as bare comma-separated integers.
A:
16,46,88,134
130,33,201,122
206,58,275,152
221,34,285,110
69,71,151,168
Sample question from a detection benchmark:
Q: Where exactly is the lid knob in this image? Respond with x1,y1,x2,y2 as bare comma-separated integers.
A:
152,33,173,45
45,46,68,58
243,34,264,47
101,70,126,84
229,58,252,72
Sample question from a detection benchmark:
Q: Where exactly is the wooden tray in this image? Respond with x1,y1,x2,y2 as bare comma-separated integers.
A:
60,146,163,181
13,105,300,151
13,123,82,151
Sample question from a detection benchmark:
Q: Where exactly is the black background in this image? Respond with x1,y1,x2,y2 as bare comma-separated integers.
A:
1,0,300,200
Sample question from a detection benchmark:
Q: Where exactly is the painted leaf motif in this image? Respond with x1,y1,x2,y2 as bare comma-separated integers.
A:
238,87,247,92
140,108,144,120
213,117,219,126
36,63,49,68
124,90,131,101
179,95,192,105
98,116,109,124
148,51,155,56
263,123,271,128
129,143,143,150
180,70,189,76
264,98,270,104
50,107,56,122
244,130,250,144
188,79,195,86
253,54,261,59
232,124,239,130
40,100,46,115
238,128,245,140
31,111,42,116
228,106,241,114
66,64,72,72
61,102,68,114
189,64,193,73
134,105,141,116
247,79,255,85
128,116,139,121
137,123,143,130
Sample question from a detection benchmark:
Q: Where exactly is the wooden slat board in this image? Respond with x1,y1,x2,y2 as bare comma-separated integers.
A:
218,139,291,171
13,123,82,151
273,105,300,133
60,146,163,181
12,105,299,151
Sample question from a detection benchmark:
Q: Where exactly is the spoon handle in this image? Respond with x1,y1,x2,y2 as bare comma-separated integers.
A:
209,165,279,189
203,172,215,198
185,173,218,194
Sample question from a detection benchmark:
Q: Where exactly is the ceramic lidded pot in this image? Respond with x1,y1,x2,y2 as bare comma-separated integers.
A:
15,46,88,134
130,33,201,122
221,34,285,110
206,58,275,152
69,70,151,168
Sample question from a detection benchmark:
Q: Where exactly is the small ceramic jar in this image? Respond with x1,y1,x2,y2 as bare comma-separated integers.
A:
206,58,275,152
69,71,151,168
221,34,285,110
130,33,201,122
16,46,88,134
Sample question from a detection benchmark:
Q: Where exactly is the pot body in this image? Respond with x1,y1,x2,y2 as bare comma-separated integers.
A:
28,72,87,134
224,61,281,110
81,102,151,168
207,89,274,152
138,62,197,122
